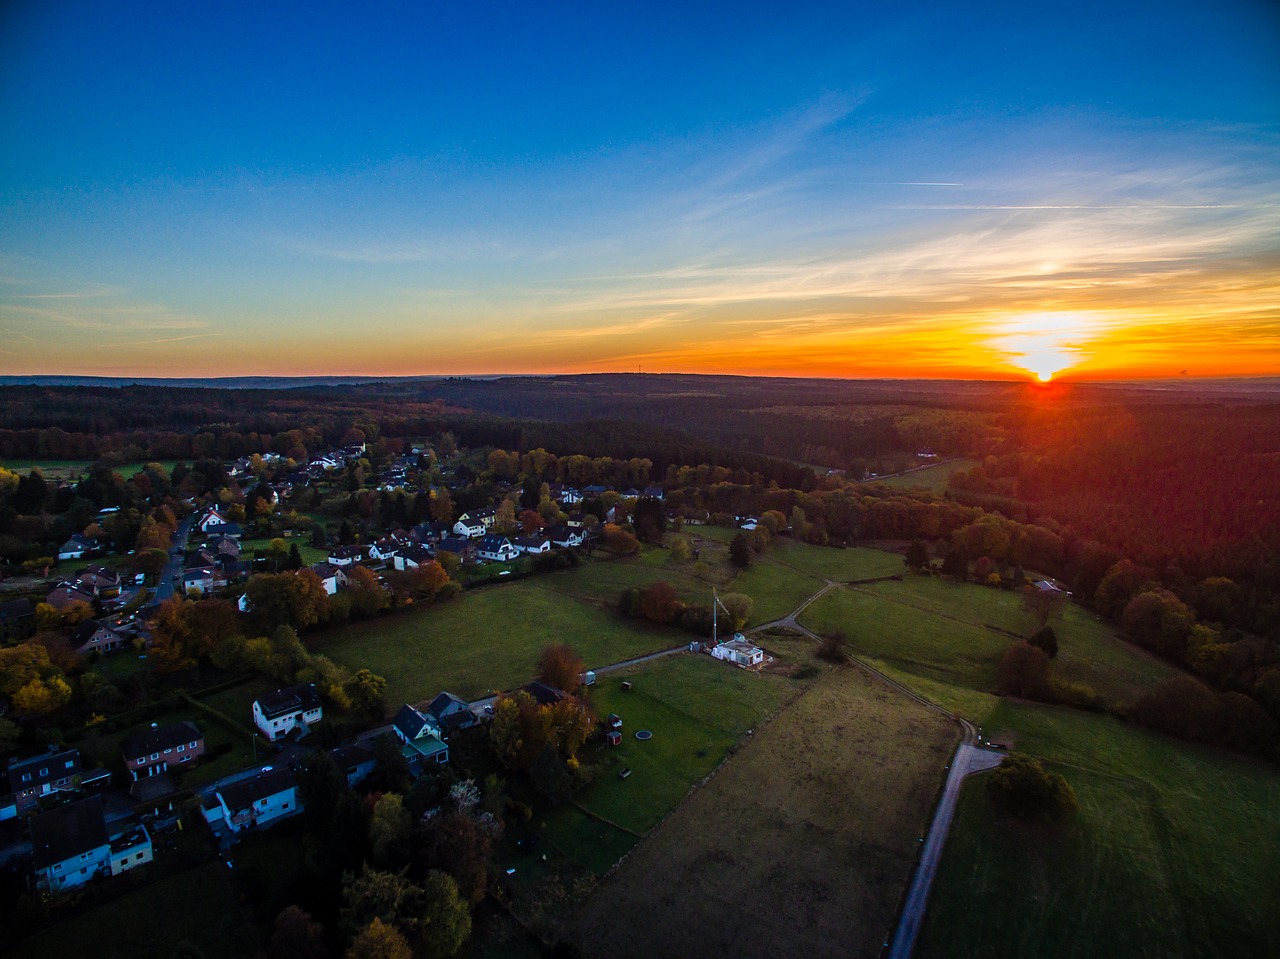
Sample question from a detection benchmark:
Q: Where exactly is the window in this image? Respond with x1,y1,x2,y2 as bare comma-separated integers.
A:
20,773,31,783
151,753,159,760
53,864,62,872
64,760,74,769
189,741,198,748
176,745,184,752
282,801,290,810
39,767,48,777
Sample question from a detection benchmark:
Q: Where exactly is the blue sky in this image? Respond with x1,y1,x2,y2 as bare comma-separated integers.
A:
1,1,1277,377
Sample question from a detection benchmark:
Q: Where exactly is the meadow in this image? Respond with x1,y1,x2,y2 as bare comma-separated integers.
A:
873,457,980,494
566,664,957,959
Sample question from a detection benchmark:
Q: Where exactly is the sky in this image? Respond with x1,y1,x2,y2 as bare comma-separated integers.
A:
1,0,1278,381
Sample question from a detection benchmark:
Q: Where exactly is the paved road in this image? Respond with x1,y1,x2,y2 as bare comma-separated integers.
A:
152,515,194,605
888,741,1004,959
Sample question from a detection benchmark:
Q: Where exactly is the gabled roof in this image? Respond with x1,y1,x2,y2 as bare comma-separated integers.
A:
0,598,34,621
218,767,296,812
7,748,82,792
436,537,473,554
121,721,203,759
254,683,322,719
392,703,434,741
426,691,468,717
30,796,109,869
477,534,512,551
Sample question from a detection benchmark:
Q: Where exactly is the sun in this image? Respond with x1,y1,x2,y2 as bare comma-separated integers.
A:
987,312,1102,382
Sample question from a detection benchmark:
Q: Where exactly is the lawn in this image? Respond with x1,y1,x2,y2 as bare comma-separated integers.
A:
0,459,179,482
15,858,260,959
566,664,958,959
918,702,1280,959
315,580,687,709
729,559,825,625
236,536,329,567
799,576,1181,710
759,537,906,582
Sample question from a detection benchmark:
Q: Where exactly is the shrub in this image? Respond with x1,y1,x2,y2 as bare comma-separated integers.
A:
815,634,849,664
987,754,1077,820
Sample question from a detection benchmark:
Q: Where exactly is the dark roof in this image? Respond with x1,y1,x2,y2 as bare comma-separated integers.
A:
330,742,375,771
392,704,431,740
8,748,82,792
513,536,550,549
477,535,511,551
30,796,109,869
121,721,203,759
523,681,566,706
427,692,468,718
255,683,322,719
218,767,296,812
436,537,472,554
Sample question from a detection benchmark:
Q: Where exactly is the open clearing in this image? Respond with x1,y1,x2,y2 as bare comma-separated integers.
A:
873,458,980,494
918,702,1280,959
565,665,956,959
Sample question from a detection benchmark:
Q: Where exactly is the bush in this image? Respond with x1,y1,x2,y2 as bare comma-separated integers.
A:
815,634,849,664
987,754,1077,820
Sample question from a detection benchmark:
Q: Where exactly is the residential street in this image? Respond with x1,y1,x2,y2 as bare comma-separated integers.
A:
151,514,195,606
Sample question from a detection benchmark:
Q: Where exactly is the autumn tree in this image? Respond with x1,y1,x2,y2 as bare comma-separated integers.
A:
370,793,413,869
718,592,753,632
347,918,411,959
537,644,585,693
518,509,543,534
905,539,930,571
346,565,390,619
246,569,331,632
729,533,751,569
997,641,1052,700
600,524,639,555
271,906,328,959
413,810,492,905
430,489,454,526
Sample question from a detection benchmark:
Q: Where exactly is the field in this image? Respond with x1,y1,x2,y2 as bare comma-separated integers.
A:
799,576,1181,711
873,458,980,493
236,536,330,567
565,664,957,959
0,459,180,482
315,579,687,709
918,703,1280,959
13,859,259,959
784,567,1280,959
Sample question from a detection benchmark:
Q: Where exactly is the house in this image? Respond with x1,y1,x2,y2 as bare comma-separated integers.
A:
556,486,583,505
513,535,551,555
434,537,477,565
738,516,760,532
328,545,365,567
70,620,129,657
309,562,345,595
410,521,451,544
207,534,242,559
57,533,100,561
452,515,487,539
331,742,376,788
1033,580,1070,596
394,545,435,571
476,535,519,563
29,796,111,892
121,721,205,781
0,599,36,643
545,525,585,548
582,485,609,496
252,683,323,742
711,638,765,668
368,538,401,563
215,767,301,834
424,692,479,737
391,704,450,768
196,507,229,534
108,821,153,876
7,748,84,814
182,567,217,595
643,485,665,500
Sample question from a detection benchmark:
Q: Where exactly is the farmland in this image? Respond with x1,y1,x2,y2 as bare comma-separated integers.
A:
565,664,957,959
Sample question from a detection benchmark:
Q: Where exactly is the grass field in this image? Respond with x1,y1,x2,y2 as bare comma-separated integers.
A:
873,458,980,493
13,859,260,959
918,703,1280,959
799,576,1181,710
316,580,687,709
0,459,180,482
236,536,329,567
565,664,957,959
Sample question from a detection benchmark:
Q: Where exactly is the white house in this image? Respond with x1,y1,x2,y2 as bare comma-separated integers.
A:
391,704,450,769
252,684,323,742
309,562,344,596
196,507,229,534
546,525,585,548
453,516,487,538
57,533,99,561
513,535,551,555
712,638,765,668
29,797,112,892
108,822,153,876
215,767,301,834
476,535,519,563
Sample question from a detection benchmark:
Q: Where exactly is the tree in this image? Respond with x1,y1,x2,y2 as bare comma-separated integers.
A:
347,565,390,619
271,905,328,959
13,675,72,717
729,533,751,569
340,868,425,940
518,509,544,534
416,870,471,959
905,539,930,571
718,593,752,632
345,669,388,720
941,543,969,578
247,569,331,632
637,581,682,624
1121,590,1193,658
430,489,454,525
286,543,304,570
632,497,667,543
1027,625,1058,659
537,644,585,693
0,717,21,753
346,918,411,959
1022,584,1066,627
413,811,492,905
987,754,1077,820
369,794,413,869
996,641,1051,700
600,524,639,555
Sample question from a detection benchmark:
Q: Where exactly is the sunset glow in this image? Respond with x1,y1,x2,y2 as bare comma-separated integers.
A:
1,2,1277,381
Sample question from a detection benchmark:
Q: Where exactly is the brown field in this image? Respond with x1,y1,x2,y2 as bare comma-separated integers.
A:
563,664,957,959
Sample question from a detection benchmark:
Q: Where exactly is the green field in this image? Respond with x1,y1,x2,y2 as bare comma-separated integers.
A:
0,459,180,482
783,565,1280,959
799,576,1180,710
532,653,805,875
316,580,687,709
236,536,329,567
874,458,980,493
918,703,1280,959
14,859,259,959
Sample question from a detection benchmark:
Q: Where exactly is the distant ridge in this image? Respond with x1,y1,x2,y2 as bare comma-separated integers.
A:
0,374,478,389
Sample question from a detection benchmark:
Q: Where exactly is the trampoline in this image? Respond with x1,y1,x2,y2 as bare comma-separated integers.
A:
635,730,653,741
